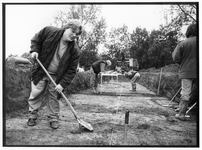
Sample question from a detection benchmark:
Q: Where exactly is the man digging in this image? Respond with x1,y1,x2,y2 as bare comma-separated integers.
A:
89,59,112,93
124,68,141,92
27,20,83,129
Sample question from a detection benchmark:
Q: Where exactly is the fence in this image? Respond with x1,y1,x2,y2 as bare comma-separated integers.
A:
138,64,181,101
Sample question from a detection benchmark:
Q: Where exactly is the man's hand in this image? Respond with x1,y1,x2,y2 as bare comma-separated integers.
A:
31,52,39,59
55,84,64,93
93,88,99,94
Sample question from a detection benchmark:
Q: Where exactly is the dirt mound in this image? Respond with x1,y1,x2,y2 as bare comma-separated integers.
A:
5,67,31,113
139,64,181,102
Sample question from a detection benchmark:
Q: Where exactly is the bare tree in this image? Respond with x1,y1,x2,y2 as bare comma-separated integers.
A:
162,4,197,39
52,5,107,52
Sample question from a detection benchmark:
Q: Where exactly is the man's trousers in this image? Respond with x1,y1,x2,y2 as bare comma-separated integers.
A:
28,75,60,122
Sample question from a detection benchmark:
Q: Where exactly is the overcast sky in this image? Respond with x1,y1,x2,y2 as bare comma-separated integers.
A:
5,4,170,57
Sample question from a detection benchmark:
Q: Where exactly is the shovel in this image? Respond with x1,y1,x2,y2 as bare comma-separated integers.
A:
36,58,93,132
185,102,197,118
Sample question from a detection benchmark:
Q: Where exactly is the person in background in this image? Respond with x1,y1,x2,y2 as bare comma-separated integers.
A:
77,64,84,72
124,68,141,92
115,66,122,73
121,50,125,68
90,60,112,93
27,20,83,129
172,23,197,121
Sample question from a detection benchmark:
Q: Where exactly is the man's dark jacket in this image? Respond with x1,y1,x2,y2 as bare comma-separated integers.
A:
30,26,80,88
92,60,107,74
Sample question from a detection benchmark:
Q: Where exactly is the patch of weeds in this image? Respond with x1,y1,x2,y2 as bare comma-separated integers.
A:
151,126,162,131
91,137,109,145
158,110,170,117
140,141,149,146
137,124,150,129
184,138,192,144
75,104,117,114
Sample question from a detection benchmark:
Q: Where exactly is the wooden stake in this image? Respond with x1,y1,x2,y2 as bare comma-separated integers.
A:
124,110,130,145
157,68,163,95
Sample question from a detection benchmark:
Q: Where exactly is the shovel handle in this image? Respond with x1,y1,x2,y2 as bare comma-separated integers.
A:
168,87,181,105
36,58,79,119
186,102,197,114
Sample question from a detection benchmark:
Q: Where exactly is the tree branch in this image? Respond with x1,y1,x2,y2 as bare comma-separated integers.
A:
177,5,196,22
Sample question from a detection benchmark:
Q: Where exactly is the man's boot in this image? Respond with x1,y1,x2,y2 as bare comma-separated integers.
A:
132,83,136,92
27,110,38,126
175,100,188,121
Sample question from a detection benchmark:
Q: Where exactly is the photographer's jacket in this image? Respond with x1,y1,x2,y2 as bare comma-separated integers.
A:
172,36,197,79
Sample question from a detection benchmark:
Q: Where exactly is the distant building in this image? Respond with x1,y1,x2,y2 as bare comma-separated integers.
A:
117,58,139,71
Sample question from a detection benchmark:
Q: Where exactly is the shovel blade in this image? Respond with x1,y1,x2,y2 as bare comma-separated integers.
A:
78,118,93,132
185,115,190,118
162,104,172,107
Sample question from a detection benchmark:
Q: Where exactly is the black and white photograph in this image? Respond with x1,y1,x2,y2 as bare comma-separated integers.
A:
2,2,199,147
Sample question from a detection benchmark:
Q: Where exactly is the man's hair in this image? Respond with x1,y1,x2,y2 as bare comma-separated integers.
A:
185,23,197,38
63,19,83,35
106,60,112,66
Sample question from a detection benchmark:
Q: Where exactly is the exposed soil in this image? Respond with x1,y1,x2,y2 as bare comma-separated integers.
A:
5,81,198,147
